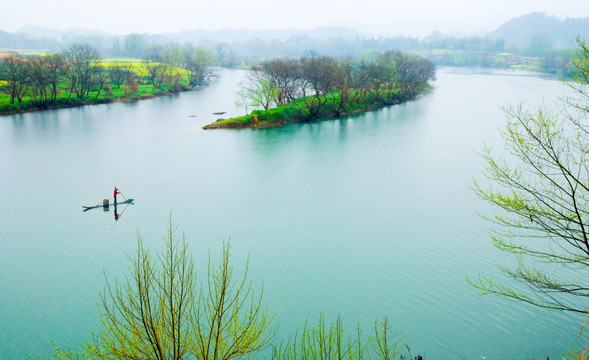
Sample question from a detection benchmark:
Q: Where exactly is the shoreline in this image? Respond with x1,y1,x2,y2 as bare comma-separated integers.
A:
202,93,422,130
0,90,178,116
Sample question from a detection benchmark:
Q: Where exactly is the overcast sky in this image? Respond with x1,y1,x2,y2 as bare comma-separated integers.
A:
4,0,589,36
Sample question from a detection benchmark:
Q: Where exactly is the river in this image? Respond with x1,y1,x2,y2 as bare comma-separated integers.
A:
0,67,582,359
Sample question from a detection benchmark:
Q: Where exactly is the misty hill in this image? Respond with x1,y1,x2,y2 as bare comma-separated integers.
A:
2,13,589,57
152,26,364,44
488,12,589,49
13,25,365,46
17,25,114,40
3,25,367,55
0,29,62,51
0,26,116,52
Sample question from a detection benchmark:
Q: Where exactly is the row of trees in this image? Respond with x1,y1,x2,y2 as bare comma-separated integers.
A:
422,33,506,52
1,43,101,105
417,48,572,75
142,43,217,88
113,33,237,68
0,42,217,107
239,51,435,121
52,218,415,360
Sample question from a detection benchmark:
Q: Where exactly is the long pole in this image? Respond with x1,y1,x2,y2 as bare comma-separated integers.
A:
109,179,128,201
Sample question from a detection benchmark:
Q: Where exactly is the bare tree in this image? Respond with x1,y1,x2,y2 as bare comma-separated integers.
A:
108,62,132,89
332,58,357,116
27,56,50,105
261,59,303,105
0,54,29,104
143,53,166,89
123,72,140,96
347,61,373,106
45,53,65,102
91,66,109,99
300,55,340,119
63,43,101,100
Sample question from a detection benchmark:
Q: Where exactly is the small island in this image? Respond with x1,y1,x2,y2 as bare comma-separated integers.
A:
203,52,435,129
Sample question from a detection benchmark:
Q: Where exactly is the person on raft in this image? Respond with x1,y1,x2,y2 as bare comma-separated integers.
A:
114,187,121,204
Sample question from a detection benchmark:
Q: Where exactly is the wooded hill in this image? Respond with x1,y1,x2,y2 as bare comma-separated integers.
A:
2,13,588,57
487,12,589,50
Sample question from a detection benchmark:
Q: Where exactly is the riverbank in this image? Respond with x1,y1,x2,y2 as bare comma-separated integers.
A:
0,47,216,117
0,91,179,116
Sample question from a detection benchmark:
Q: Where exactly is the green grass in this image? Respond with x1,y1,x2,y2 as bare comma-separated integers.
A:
218,114,251,124
0,81,178,114
205,87,412,129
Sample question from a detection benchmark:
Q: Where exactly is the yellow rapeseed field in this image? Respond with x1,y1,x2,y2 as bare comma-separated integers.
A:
98,58,189,77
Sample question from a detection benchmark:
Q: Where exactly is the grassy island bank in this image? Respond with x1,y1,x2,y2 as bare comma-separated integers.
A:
203,87,429,129
204,51,435,129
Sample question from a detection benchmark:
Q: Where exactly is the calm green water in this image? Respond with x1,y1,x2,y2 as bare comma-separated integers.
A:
0,68,582,359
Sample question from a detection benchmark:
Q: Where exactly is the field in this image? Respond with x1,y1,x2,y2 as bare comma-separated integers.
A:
0,51,185,77
98,57,152,77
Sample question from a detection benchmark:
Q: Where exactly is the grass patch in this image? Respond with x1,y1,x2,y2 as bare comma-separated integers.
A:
0,82,178,114
204,87,414,129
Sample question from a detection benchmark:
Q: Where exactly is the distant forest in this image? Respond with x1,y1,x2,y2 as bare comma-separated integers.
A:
1,12,588,75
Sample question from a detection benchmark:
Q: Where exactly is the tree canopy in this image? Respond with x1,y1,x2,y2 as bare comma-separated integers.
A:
236,52,435,123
